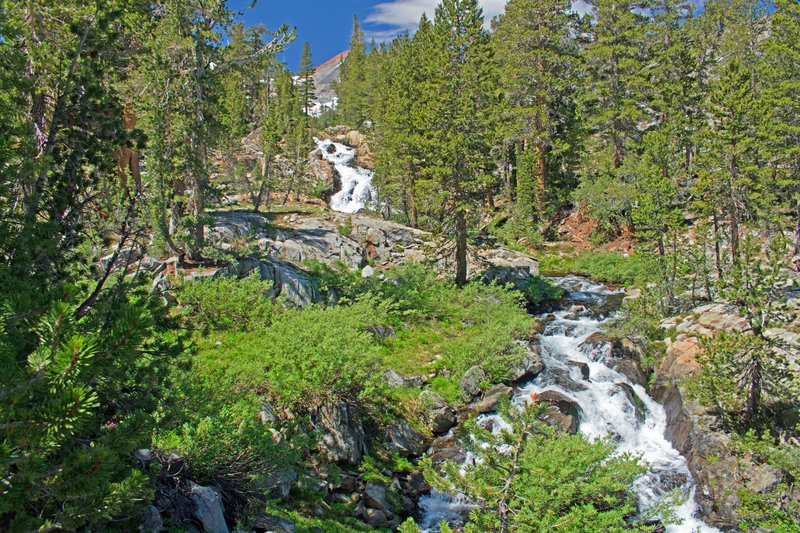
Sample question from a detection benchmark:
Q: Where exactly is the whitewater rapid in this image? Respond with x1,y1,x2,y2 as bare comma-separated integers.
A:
315,138,376,214
418,277,719,533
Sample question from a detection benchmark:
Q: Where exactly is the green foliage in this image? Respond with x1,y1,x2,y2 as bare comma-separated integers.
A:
540,251,646,286
0,286,174,532
153,397,296,485
373,263,533,382
301,259,372,303
521,276,566,305
423,401,648,532
179,273,276,331
192,301,383,410
728,430,800,532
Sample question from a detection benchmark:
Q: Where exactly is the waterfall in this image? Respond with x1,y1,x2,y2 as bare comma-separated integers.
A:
315,138,377,214
418,276,720,532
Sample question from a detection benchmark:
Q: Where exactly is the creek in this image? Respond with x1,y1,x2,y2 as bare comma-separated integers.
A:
315,138,377,214
418,276,719,532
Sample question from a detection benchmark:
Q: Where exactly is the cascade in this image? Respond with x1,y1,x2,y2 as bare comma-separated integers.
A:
418,277,720,532
315,138,377,213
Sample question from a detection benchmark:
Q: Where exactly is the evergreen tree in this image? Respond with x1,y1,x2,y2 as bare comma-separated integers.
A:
582,0,650,169
425,0,498,285
694,60,764,266
761,0,800,252
336,15,367,126
492,0,581,219
372,21,434,228
298,41,317,117
131,0,293,257
423,401,646,532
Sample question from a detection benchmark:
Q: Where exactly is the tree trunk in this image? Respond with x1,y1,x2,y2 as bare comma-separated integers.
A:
747,352,762,418
409,173,419,228
729,157,740,266
713,212,722,279
794,192,800,256
253,155,272,213
190,39,208,260
455,207,468,287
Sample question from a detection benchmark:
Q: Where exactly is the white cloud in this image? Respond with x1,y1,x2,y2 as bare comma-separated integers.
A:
364,0,508,40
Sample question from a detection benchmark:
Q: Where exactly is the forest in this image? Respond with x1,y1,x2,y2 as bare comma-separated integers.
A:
1,0,799,532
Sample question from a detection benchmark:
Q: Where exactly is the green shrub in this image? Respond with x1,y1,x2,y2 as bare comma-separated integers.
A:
179,272,276,331
424,402,649,532
301,259,373,303
539,251,646,285
522,276,566,305
374,264,533,382
572,252,644,285
193,300,384,410
153,398,297,484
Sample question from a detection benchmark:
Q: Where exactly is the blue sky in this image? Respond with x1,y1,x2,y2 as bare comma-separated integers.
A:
231,0,510,71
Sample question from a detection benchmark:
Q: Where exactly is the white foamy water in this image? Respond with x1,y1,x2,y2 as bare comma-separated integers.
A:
315,138,376,213
418,277,719,533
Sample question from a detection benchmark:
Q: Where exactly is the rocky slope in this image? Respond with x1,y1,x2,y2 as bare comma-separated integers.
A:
651,302,800,529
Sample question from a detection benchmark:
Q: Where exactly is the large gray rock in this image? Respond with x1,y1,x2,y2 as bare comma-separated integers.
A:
364,482,392,514
508,340,544,383
419,391,456,435
190,484,229,533
232,258,321,308
536,390,582,434
140,505,162,533
312,400,366,464
96,246,141,273
476,384,512,414
252,513,296,533
364,508,390,529
459,366,487,403
261,468,297,500
385,421,430,458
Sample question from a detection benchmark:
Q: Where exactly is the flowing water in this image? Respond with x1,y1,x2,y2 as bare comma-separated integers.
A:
418,277,719,532
315,138,376,214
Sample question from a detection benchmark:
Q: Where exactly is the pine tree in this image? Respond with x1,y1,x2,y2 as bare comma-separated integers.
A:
336,15,367,127
298,41,317,117
582,0,650,169
423,401,645,532
761,0,800,253
492,0,581,219
130,0,293,257
372,21,435,228
694,60,764,266
425,0,498,285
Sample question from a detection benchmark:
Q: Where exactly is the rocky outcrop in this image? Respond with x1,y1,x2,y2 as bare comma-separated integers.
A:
651,302,800,529
418,391,457,436
459,366,487,403
234,258,321,308
507,340,545,383
475,384,512,414
261,468,298,500
190,484,229,533
308,147,341,204
536,390,582,434
311,400,367,465
385,421,430,458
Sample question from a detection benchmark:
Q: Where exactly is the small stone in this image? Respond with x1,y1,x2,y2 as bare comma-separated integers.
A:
361,265,374,278
459,365,487,402
190,484,229,533
476,384,512,413
140,505,162,533
133,448,154,464
364,482,391,513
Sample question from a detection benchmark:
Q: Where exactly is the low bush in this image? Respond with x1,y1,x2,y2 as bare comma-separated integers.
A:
522,276,566,305
192,300,384,410
179,272,276,331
